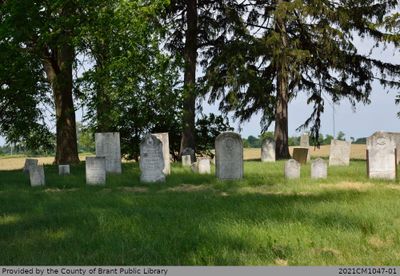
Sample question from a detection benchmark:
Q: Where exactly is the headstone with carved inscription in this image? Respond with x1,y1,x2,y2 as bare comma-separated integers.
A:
152,133,170,175
367,132,397,180
95,132,122,173
311,158,328,179
215,132,243,180
261,138,276,162
329,140,351,166
285,159,300,179
86,157,106,185
140,134,165,183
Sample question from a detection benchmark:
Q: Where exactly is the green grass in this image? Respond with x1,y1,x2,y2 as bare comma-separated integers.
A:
0,160,399,265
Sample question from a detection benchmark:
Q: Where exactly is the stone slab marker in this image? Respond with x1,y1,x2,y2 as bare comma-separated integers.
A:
23,159,38,174
58,165,70,175
140,134,165,183
300,133,310,161
182,147,195,163
292,148,309,164
311,158,328,179
152,133,171,175
30,165,45,187
182,155,192,167
95,132,122,173
329,140,351,166
215,132,243,180
86,157,106,185
367,132,397,180
386,132,400,165
198,158,211,174
261,138,275,162
285,159,300,179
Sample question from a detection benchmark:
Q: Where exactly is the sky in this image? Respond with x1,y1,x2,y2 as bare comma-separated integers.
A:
1,35,399,146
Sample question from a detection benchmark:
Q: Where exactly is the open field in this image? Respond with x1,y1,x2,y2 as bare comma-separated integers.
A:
0,159,399,265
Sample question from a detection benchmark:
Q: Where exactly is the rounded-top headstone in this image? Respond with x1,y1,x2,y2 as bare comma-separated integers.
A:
261,138,276,162
285,159,300,179
311,158,327,179
140,134,166,183
215,132,243,180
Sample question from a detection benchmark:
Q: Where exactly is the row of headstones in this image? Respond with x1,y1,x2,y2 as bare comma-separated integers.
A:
23,159,71,186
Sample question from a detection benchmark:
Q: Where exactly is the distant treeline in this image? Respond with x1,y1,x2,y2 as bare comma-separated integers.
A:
243,132,366,148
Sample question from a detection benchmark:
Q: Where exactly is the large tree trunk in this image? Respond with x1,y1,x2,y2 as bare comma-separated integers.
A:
180,0,197,160
42,42,80,165
274,0,291,159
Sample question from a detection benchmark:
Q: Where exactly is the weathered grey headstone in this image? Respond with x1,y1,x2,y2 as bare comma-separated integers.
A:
292,147,309,164
385,132,400,165
152,133,171,175
300,133,310,161
95,132,122,173
182,155,192,167
140,134,165,183
261,138,276,162
329,140,351,166
198,158,211,174
285,159,300,179
86,157,106,185
58,165,70,175
23,159,38,174
30,165,45,187
215,132,243,180
311,158,328,179
367,132,397,180
182,147,195,163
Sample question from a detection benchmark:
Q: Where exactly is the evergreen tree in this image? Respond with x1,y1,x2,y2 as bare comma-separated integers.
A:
202,0,400,159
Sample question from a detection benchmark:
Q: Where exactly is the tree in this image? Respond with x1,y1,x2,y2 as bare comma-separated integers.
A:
336,131,346,141
0,0,103,164
202,0,400,159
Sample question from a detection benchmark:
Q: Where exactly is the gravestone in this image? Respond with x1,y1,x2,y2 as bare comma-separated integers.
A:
182,155,192,167
386,132,400,165
329,140,351,166
58,165,70,175
261,138,276,162
86,157,106,185
215,132,243,180
95,132,122,173
367,132,397,180
30,165,45,187
292,148,309,164
182,147,195,163
23,159,38,174
300,133,310,161
152,133,171,175
285,159,300,179
311,158,328,179
198,158,211,174
140,134,165,183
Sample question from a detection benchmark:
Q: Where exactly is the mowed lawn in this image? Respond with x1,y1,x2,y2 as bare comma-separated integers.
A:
0,153,400,265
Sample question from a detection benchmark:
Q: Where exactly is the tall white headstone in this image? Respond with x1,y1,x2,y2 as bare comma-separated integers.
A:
95,132,122,173
152,133,171,175
215,132,243,180
86,157,106,185
30,165,45,187
261,138,276,162
367,132,397,180
140,134,165,183
329,140,351,166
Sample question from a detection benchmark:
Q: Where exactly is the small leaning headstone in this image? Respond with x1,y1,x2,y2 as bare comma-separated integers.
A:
292,148,309,164
23,159,38,174
285,159,300,179
30,165,45,187
215,132,243,180
140,134,165,183
311,158,328,179
182,155,192,167
86,157,106,185
152,132,171,175
58,165,70,175
261,138,276,162
95,132,122,173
